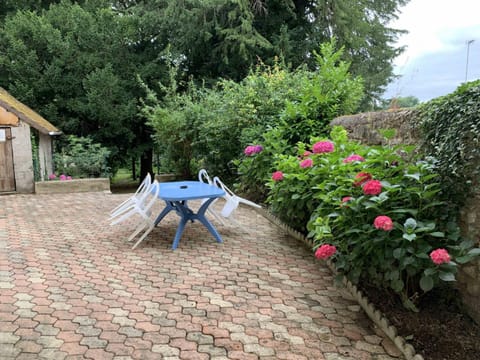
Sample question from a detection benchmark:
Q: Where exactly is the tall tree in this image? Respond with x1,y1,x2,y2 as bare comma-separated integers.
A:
0,1,166,177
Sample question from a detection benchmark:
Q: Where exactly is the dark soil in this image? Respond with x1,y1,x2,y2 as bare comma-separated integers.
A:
362,284,480,360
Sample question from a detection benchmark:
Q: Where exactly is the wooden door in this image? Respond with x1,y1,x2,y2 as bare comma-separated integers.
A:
0,127,15,192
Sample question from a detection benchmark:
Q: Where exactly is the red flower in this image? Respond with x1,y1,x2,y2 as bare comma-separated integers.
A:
353,172,372,187
312,141,334,154
430,248,451,265
363,180,382,195
300,158,313,168
343,154,365,163
315,244,337,260
342,196,352,203
271,171,284,181
373,215,393,231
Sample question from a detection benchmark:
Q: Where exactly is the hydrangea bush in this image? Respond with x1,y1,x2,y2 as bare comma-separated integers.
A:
266,126,480,310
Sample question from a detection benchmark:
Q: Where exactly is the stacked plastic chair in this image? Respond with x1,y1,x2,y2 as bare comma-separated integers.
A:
109,174,162,249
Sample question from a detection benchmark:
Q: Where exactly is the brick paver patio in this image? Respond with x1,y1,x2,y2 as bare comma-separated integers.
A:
0,192,403,359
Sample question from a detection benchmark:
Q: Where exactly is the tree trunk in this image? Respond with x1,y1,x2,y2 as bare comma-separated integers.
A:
131,157,136,181
140,148,153,181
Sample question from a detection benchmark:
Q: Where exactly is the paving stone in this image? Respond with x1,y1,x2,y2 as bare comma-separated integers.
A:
0,193,407,360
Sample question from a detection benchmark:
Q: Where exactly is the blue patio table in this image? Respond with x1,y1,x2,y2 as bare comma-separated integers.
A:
153,181,225,250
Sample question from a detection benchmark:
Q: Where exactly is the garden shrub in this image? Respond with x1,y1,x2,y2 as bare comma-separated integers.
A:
236,41,363,200
417,80,480,208
54,135,111,178
145,39,363,188
267,126,480,310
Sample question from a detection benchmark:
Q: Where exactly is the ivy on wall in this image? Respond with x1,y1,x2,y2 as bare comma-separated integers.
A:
417,80,480,208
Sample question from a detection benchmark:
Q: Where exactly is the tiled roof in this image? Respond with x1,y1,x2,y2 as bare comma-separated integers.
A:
0,87,61,135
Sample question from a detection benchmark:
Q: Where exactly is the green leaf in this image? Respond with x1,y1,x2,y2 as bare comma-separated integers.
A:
438,272,456,282
393,248,405,259
404,172,420,181
467,248,480,256
424,268,437,276
455,255,472,264
429,232,445,238
419,275,434,292
391,279,404,292
402,233,417,241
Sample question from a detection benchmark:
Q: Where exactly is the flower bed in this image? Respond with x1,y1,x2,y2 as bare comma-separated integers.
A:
35,178,111,194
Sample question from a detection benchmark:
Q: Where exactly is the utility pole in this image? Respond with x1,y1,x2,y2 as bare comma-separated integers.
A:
465,39,475,82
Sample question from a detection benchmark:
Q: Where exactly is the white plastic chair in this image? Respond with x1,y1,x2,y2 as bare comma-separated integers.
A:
128,181,162,249
109,173,151,222
212,176,261,227
110,180,161,249
198,169,226,225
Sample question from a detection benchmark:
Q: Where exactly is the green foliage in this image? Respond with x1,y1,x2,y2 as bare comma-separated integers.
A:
54,135,111,178
379,96,420,109
236,42,363,200
266,126,479,310
0,0,165,177
417,80,480,207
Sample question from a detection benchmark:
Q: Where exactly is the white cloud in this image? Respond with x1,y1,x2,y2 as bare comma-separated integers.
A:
392,0,480,66
385,0,480,101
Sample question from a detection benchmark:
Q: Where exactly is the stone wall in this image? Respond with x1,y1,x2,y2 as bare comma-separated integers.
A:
332,110,480,324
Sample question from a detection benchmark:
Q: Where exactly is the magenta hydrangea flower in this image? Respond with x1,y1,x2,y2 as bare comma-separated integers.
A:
430,248,451,265
300,158,313,168
254,145,263,153
363,180,382,195
374,215,393,231
302,151,312,157
244,145,256,156
343,154,365,163
315,244,337,260
48,173,57,180
244,144,263,156
271,171,284,181
312,141,334,154
59,174,67,181
66,176,72,180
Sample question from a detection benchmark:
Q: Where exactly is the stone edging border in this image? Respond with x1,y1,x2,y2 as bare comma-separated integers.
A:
253,206,424,360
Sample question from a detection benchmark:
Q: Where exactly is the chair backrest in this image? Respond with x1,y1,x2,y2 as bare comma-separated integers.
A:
143,180,160,212
198,169,212,185
213,176,261,209
135,173,152,197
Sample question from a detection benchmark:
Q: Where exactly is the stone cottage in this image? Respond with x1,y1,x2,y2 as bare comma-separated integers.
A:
0,87,61,193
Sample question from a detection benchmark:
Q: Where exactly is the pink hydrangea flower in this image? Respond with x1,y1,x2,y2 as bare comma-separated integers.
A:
244,145,256,156
303,150,312,157
244,144,263,156
342,196,352,203
48,173,57,180
353,172,372,187
363,180,382,195
312,141,334,154
343,154,365,163
66,176,72,180
300,158,313,168
315,244,337,260
271,171,284,181
430,248,451,265
59,174,67,181
374,215,393,231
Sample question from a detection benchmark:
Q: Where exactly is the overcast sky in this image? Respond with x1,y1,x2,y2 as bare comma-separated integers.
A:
383,0,480,102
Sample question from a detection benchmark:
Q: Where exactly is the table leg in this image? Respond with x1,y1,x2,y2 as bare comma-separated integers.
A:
196,198,223,244
154,202,174,226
